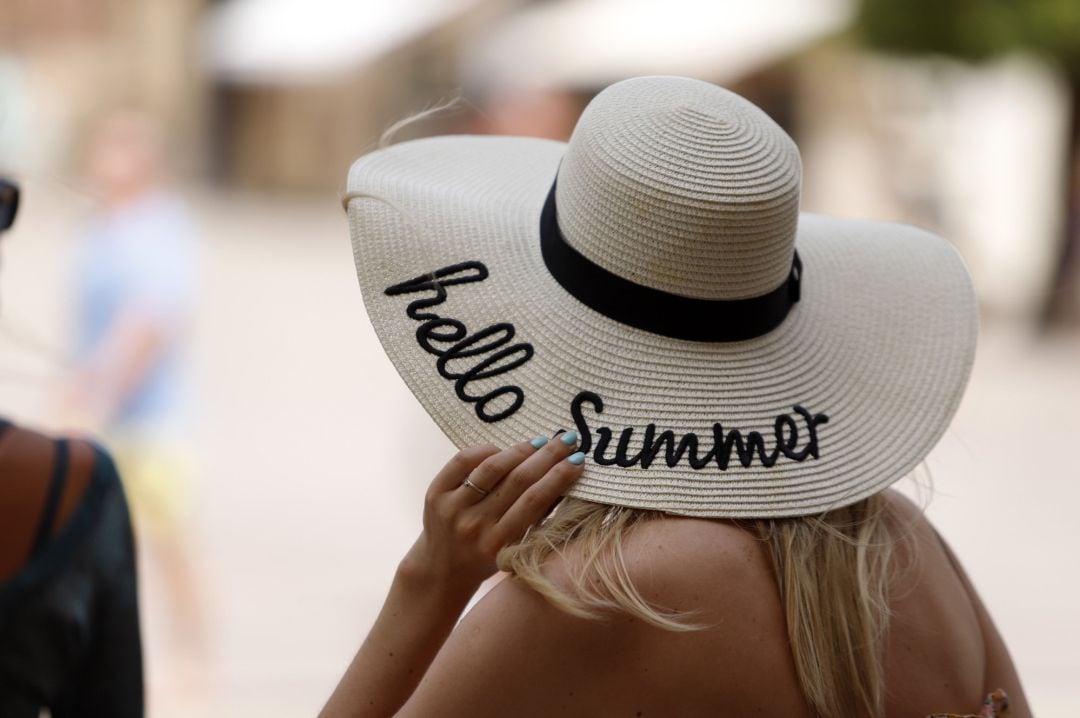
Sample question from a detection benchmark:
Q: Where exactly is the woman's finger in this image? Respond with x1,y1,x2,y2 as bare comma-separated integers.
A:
429,444,501,493
476,431,579,518
493,451,585,543
447,439,541,507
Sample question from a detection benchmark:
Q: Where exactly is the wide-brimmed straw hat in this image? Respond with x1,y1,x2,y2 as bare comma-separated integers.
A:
343,76,977,518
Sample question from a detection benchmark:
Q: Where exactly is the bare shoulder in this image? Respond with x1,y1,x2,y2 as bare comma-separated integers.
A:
876,489,1033,718
404,515,808,717
880,488,932,533
615,515,778,617
0,424,97,581
881,486,921,517
618,517,807,700
535,514,785,639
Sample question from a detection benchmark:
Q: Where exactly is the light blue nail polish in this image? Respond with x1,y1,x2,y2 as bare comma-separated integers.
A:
568,451,586,465
530,436,548,449
560,431,578,446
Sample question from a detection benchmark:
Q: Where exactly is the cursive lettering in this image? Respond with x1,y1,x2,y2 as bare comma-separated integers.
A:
385,261,533,423
570,391,829,471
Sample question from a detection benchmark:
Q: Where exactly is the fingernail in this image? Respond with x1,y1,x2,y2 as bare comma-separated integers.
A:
530,436,548,449
568,451,586,465
560,431,578,446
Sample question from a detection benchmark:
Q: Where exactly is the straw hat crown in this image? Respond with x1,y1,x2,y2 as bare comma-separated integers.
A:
554,76,802,301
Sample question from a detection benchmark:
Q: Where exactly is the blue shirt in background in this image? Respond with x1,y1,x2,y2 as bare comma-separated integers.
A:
74,191,196,429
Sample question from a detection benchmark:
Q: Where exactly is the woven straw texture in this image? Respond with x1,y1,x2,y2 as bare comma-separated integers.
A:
557,76,801,300
344,77,977,518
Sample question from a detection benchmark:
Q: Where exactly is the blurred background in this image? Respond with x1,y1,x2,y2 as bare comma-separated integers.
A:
1,0,1078,715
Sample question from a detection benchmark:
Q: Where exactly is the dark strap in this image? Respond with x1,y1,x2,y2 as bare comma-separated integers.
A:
539,180,802,342
31,439,70,557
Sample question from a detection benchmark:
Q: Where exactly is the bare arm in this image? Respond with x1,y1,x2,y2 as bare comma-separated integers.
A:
318,551,477,716
63,308,166,429
319,434,585,718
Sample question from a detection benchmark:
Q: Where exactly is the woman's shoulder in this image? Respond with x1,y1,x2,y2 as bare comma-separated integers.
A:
0,421,117,582
497,514,807,715
409,514,809,717
0,421,120,473
616,490,929,580
0,421,118,485
547,493,935,636
613,514,775,610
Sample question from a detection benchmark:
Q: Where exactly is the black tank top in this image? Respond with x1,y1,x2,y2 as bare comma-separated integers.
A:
0,419,144,717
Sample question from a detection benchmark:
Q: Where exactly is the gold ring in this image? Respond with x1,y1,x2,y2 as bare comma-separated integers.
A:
461,477,490,497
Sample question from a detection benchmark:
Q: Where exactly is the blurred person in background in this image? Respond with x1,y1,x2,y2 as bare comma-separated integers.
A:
56,107,203,650
0,178,144,716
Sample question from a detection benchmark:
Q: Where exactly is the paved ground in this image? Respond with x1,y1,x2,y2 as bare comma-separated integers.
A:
2,184,1077,716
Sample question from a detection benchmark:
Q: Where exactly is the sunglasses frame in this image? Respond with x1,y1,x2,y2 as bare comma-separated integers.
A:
1,178,20,231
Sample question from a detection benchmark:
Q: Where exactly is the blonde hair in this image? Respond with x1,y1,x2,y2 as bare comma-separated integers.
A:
497,494,901,718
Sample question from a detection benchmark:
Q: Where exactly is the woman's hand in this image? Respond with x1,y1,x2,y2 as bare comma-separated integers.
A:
320,434,585,718
400,433,586,598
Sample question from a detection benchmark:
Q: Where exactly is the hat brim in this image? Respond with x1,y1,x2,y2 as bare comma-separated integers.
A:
345,135,977,518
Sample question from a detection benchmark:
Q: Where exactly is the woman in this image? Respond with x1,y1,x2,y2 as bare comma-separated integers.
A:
325,76,1030,717
0,178,144,717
